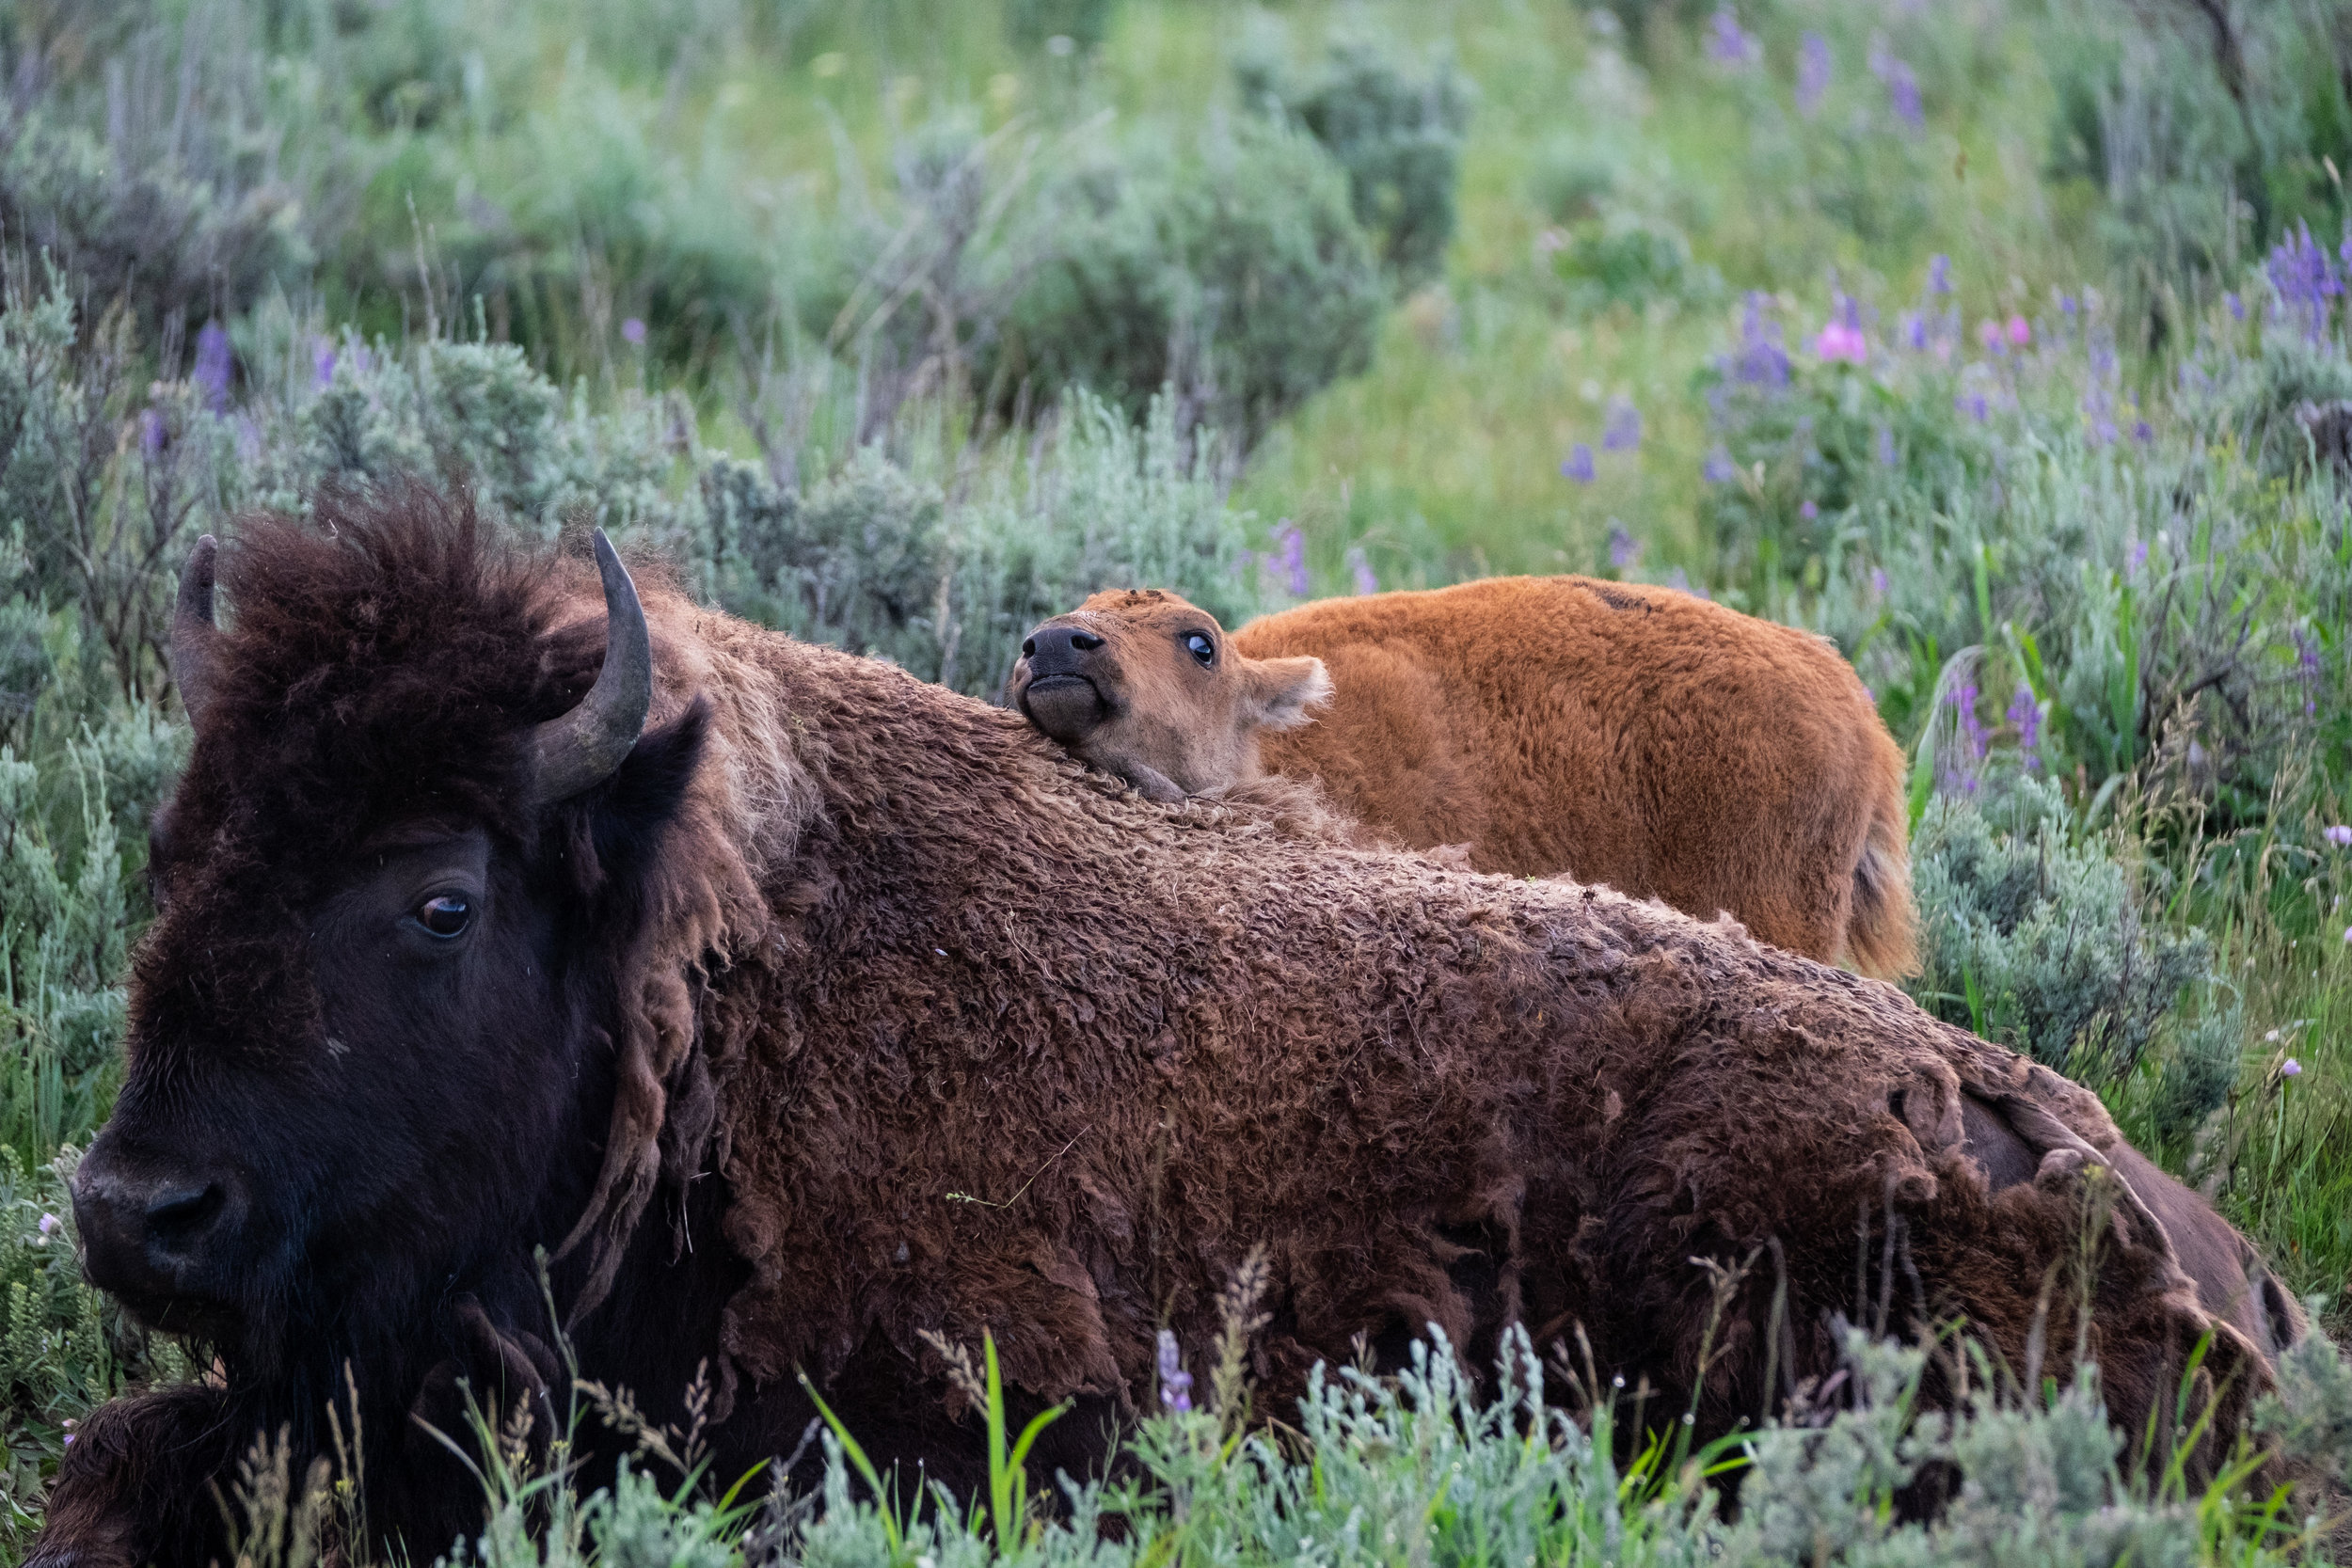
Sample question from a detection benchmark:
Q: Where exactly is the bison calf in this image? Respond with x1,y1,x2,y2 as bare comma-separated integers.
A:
1010,577,1916,974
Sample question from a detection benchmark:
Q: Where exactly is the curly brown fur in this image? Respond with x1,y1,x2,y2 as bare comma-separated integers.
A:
38,495,2286,1562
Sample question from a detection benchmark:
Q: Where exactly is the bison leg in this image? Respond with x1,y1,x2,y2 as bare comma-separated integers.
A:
28,1383,237,1568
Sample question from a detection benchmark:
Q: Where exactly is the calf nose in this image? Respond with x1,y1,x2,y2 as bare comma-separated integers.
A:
71,1148,234,1300
1020,624,1105,674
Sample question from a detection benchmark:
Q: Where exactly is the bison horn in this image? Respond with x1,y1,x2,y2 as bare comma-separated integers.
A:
527,531,653,804
171,534,222,730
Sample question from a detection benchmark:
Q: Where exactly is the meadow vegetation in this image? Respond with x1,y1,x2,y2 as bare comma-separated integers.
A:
6,0,2352,1559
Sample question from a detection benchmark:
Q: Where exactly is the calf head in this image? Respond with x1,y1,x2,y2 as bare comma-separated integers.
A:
1007,590,1329,800
65,492,716,1544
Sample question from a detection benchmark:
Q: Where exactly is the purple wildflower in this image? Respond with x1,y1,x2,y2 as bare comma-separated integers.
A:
2132,420,2153,444
1941,678,1986,795
1798,499,1818,521
2059,294,2078,319
1602,398,1643,452
1708,8,1759,67
38,1213,58,1236
2008,681,2041,770
2295,626,2324,718
1608,523,1643,570
1797,33,1831,116
2266,221,2341,342
2321,824,2352,847
621,316,648,346
2283,1058,2303,1078
1703,447,1736,483
1270,523,1309,598
1346,546,1378,596
139,409,166,457
1665,566,1708,599
312,337,337,388
1156,1329,1193,1413
1979,318,2005,356
193,319,231,409
2128,538,2149,580
1563,443,1597,483
2006,315,2030,347
1735,293,1791,388
1817,320,1867,363
2226,292,2245,322
1877,425,1898,467
1928,255,1952,295
1903,312,1928,351
1869,567,1889,597
1883,58,1922,130
1956,392,1989,422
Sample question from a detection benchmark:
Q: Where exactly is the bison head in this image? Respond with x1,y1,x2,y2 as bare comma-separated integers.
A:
1006,590,1329,800
67,492,715,1479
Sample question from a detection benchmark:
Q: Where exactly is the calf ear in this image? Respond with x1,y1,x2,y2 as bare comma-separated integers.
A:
1242,656,1332,731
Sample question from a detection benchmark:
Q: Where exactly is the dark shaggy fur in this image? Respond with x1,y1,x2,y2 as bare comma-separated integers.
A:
37,491,2296,1565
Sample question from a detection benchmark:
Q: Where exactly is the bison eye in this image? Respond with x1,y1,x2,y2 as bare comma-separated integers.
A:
416,894,473,939
1184,632,1215,666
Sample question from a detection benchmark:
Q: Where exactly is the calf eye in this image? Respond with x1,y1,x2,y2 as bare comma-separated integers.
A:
415,895,473,939
1184,633,1215,666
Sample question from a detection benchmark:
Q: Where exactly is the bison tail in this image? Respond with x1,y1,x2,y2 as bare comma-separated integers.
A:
1844,789,1918,979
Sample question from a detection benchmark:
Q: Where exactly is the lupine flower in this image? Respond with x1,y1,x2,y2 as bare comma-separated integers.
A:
1869,567,1889,597
1877,55,1922,130
1941,679,1985,794
2226,292,2245,322
2127,538,2148,580
2008,681,2041,770
1346,546,1378,596
1665,566,1708,599
2132,420,2153,444
2296,626,2324,717
2006,315,2029,347
2321,824,2352,847
1928,254,1951,295
2283,1057,2304,1077
2266,221,2340,342
1735,293,1791,387
140,408,167,456
1956,391,1988,421
1798,499,1818,521
1877,425,1898,467
1608,523,1642,570
1156,1329,1193,1412
193,319,231,409
1602,398,1642,451
1563,444,1597,483
312,337,338,388
2059,294,2078,320
621,317,647,346
1703,447,1736,483
1708,8,1759,67
1979,318,2005,356
1797,33,1831,116
1271,523,1310,597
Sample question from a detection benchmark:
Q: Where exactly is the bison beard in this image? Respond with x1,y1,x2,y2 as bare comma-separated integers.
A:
38,491,2299,1563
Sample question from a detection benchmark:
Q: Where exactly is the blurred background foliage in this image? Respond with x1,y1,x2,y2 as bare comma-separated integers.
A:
5,0,2352,1553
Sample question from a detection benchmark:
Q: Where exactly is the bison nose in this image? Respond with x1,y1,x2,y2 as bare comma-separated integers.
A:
1021,624,1106,672
71,1150,236,1300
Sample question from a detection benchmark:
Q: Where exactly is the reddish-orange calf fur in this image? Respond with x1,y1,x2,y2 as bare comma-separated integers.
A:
1236,577,1916,974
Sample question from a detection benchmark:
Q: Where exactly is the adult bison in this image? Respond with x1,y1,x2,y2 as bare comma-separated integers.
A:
1009,578,1915,974
40,492,2296,1563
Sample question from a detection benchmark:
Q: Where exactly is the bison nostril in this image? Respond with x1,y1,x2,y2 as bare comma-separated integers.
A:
1022,637,1037,657
144,1183,224,1243
1071,632,1104,652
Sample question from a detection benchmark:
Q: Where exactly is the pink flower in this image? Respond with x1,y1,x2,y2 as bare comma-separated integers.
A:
37,1213,57,1236
2282,1058,2303,1078
2006,315,2030,347
2324,824,2352,847
621,317,647,346
1814,322,1867,363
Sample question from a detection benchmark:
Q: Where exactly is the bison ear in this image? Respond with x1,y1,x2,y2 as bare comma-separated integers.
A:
581,696,710,883
1242,656,1332,731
